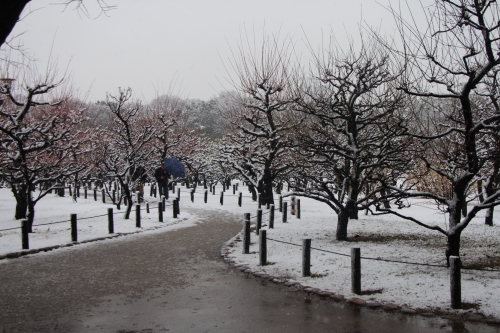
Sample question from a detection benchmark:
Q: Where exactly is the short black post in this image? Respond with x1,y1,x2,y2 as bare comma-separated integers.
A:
282,202,288,223
450,256,462,309
177,188,180,200
297,199,301,219
102,189,105,203
259,229,267,266
146,203,149,213
243,213,251,254
68,185,72,196
204,190,208,203
233,184,236,195
84,187,88,199
77,186,80,197
108,208,114,234
269,204,275,229
351,248,361,295
279,196,283,212
71,213,77,242
238,192,242,207
150,184,153,196
165,185,169,199
302,238,311,277
291,196,296,215
213,185,216,195
257,194,261,209
173,199,178,218
162,196,166,212
135,204,141,228
220,191,224,205
172,183,175,193
158,202,163,222
191,190,194,203
176,198,180,215
256,209,262,235
94,189,97,201
153,184,157,198
21,219,29,250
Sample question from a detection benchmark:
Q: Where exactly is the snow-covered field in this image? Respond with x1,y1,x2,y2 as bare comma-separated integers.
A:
0,184,499,318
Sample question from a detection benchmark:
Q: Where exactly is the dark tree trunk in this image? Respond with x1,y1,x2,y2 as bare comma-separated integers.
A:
477,179,484,203
0,0,30,48
446,230,462,267
12,184,28,220
336,209,349,241
484,208,494,226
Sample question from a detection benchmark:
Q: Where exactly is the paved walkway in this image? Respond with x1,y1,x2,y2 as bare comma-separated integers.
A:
0,208,495,332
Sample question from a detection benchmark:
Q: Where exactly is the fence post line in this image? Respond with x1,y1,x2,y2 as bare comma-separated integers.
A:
302,238,311,277
297,199,301,219
146,203,150,214
191,189,194,203
204,190,208,203
176,198,180,215
21,219,29,250
77,185,80,197
158,202,163,222
259,229,267,266
269,204,275,229
68,185,72,196
279,196,283,212
177,188,180,201
162,196,166,212
351,248,361,295
84,186,88,199
233,184,236,195
94,189,97,201
220,191,224,205
135,204,141,228
256,209,262,235
108,208,114,234
258,194,261,209
150,183,153,197
213,185,216,195
450,256,462,309
238,192,242,207
71,213,77,242
243,213,251,254
282,202,288,223
102,189,105,203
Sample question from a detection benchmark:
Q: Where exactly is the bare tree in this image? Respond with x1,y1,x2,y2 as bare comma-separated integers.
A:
221,35,301,206
375,0,500,265
292,36,409,241
95,87,154,218
0,74,89,229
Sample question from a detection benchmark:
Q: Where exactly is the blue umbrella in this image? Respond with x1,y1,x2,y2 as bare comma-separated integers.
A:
164,158,185,178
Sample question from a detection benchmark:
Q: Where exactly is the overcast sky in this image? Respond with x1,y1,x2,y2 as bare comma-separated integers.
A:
4,0,426,102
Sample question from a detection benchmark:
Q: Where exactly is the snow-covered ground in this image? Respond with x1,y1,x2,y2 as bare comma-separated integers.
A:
0,184,499,318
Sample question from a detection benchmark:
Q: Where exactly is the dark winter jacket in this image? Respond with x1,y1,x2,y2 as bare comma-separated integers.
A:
154,166,170,183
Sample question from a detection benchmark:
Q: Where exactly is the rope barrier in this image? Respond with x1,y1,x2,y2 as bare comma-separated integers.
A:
0,226,21,232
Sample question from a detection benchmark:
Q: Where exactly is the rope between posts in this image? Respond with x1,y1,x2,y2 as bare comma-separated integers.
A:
265,237,494,270
0,226,21,232
33,219,70,227
79,213,109,220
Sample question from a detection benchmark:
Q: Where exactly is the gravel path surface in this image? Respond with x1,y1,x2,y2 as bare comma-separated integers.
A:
0,208,495,333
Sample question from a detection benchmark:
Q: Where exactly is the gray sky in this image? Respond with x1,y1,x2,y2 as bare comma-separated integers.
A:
5,0,420,102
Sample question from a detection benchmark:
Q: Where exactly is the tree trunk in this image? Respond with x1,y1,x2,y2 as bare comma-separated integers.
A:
445,230,462,267
336,209,349,241
484,207,494,226
12,184,28,220
477,179,484,203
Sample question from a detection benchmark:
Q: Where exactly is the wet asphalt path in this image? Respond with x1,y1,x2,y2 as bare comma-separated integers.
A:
0,208,496,333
